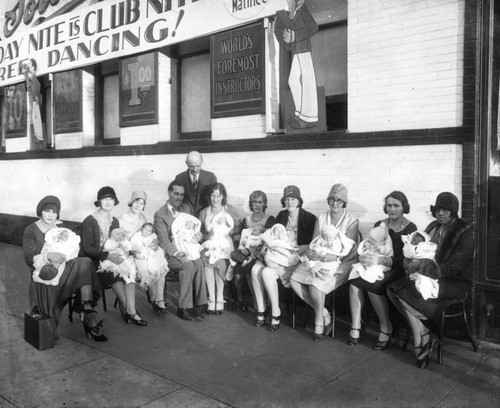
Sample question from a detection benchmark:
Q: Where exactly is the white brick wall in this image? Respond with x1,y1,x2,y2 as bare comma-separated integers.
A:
348,0,465,132
0,144,462,236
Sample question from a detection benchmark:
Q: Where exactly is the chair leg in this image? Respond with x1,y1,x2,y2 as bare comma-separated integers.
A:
438,311,446,365
113,297,119,308
462,301,479,353
102,289,107,312
292,292,296,329
330,291,336,338
68,295,74,322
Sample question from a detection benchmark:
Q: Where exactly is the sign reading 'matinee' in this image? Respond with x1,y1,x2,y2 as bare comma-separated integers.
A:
211,22,265,118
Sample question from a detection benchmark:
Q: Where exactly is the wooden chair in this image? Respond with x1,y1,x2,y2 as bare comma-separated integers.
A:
437,290,479,364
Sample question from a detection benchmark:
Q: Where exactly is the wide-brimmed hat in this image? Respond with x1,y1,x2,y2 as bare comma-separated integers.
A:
36,195,61,217
327,184,348,204
94,186,119,207
128,191,147,206
280,185,303,207
430,192,459,216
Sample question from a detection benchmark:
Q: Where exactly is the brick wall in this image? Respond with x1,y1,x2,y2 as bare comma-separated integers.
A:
348,0,465,132
0,143,462,237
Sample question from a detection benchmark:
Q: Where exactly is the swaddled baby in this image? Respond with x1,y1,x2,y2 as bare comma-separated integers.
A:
202,211,234,264
172,213,203,261
231,224,267,267
349,223,394,283
261,224,299,287
130,223,169,288
33,227,81,286
402,231,440,300
305,224,355,278
99,228,137,283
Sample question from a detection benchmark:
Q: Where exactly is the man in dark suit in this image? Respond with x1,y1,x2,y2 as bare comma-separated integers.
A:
174,151,217,217
154,181,207,321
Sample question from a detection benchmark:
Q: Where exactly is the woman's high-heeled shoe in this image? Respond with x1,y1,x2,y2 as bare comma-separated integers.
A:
417,333,436,360
268,315,280,332
81,307,107,342
152,300,168,315
125,312,148,326
255,311,265,327
313,324,323,342
373,330,393,350
207,301,216,315
348,327,362,346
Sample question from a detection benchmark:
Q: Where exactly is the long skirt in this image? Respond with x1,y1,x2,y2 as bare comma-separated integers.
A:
29,257,101,325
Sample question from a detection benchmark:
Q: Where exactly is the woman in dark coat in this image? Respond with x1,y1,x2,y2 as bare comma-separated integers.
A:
23,195,105,341
251,185,316,331
349,191,417,349
387,192,473,368
80,186,147,326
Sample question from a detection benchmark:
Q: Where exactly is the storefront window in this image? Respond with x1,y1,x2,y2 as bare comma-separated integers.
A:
312,23,347,130
180,52,211,137
104,74,120,143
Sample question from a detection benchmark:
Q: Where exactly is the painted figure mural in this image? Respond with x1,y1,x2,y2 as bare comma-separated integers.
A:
275,0,319,130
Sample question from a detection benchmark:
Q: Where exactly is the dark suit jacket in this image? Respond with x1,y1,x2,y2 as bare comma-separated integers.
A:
154,202,192,258
174,169,217,216
274,208,317,246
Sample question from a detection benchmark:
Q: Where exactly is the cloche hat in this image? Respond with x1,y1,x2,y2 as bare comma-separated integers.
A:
36,195,61,218
94,186,119,207
430,192,459,216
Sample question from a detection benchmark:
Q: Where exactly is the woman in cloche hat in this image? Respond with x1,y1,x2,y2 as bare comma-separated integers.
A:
80,186,147,327
250,185,317,332
290,184,360,341
118,191,168,315
23,195,106,342
388,192,473,369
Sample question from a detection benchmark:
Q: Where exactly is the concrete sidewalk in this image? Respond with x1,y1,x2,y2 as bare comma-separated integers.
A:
0,242,498,408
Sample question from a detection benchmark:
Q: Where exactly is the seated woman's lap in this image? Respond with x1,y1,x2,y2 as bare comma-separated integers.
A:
350,268,402,296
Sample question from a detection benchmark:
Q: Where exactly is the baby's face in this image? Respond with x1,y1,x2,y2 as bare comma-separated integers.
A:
186,221,195,230
364,236,377,249
411,234,425,245
322,232,337,245
142,225,153,237
251,226,265,235
58,230,69,242
273,229,285,240
112,229,127,242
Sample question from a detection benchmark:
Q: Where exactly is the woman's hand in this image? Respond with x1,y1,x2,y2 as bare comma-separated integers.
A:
306,248,319,261
47,252,66,264
296,244,309,257
107,252,125,265
175,251,189,263
359,254,382,268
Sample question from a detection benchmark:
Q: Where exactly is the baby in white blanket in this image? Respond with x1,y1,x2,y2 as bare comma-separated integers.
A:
402,231,440,300
172,213,203,261
261,224,299,287
33,227,81,286
349,223,394,283
306,224,355,278
202,211,234,264
130,223,169,288
100,228,137,284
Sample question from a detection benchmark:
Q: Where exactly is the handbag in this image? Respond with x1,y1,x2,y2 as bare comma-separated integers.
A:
24,308,55,350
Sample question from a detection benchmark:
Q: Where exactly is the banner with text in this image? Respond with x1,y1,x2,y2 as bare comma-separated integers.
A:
0,0,283,87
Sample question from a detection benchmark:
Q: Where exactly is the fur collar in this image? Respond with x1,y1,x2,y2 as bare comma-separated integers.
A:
425,218,470,263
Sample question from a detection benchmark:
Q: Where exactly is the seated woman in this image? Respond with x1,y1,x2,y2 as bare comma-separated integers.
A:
291,184,359,341
251,185,316,332
349,191,417,349
80,186,147,326
23,196,105,341
119,191,168,315
230,190,275,311
199,183,241,315
387,192,473,368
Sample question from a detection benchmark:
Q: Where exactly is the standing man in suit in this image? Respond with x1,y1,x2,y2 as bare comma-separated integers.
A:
154,181,207,321
174,151,217,217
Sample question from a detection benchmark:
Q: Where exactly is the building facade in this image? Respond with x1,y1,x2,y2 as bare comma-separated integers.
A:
0,0,498,342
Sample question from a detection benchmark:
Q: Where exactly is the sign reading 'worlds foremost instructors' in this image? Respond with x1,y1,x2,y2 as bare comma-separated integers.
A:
211,22,265,118
53,69,82,133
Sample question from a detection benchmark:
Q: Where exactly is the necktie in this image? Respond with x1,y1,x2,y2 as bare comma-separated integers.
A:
192,177,198,190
